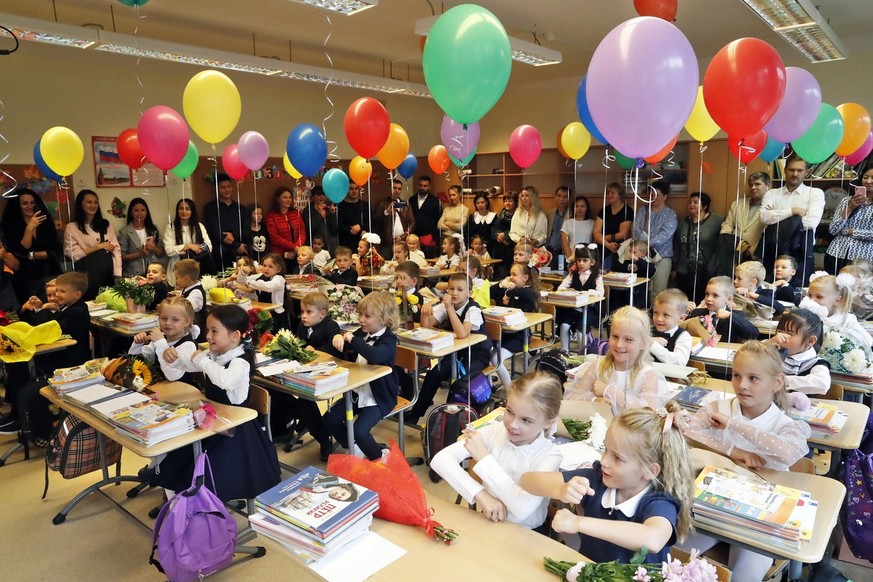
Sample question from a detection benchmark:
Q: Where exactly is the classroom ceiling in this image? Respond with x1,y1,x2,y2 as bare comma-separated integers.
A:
3,0,873,89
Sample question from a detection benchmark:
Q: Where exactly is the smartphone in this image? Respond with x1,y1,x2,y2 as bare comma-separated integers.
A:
393,199,407,209
855,185,867,201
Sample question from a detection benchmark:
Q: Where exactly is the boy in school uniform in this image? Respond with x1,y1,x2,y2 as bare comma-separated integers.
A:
733,260,786,317
143,262,170,310
325,246,358,286
311,233,332,273
611,239,656,309
650,288,694,366
685,276,759,344
296,245,316,275
173,258,206,341
769,254,803,306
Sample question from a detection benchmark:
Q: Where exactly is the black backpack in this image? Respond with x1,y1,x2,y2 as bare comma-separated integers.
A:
424,403,479,483
534,348,574,386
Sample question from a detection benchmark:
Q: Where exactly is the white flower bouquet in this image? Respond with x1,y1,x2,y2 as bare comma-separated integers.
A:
820,329,872,375
326,285,364,324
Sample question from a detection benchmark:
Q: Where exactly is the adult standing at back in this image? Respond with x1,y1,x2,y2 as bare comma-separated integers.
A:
674,192,723,304
204,172,250,272
712,172,769,277
826,164,873,273
302,186,338,254
118,197,165,278
337,183,370,251
374,178,415,258
1,188,61,302
593,182,633,270
545,186,571,268
760,156,824,284
409,175,441,258
63,189,121,300
265,186,306,273
632,180,677,298
510,186,548,247
437,184,469,238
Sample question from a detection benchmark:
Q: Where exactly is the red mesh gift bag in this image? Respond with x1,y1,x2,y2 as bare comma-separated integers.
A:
327,441,457,544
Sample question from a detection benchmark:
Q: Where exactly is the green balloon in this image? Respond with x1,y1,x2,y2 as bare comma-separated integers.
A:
450,149,476,168
791,103,844,165
613,150,636,171
423,4,511,125
171,140,199,179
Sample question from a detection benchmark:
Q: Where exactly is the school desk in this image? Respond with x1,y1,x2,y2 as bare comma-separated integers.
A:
541,293,605,349
34,337,78,354
249,300,283,312
252,349,392,458
494,311,554,374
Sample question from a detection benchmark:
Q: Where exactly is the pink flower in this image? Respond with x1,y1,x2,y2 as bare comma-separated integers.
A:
632,565,651,582
661,556,684,580
565,562,584,581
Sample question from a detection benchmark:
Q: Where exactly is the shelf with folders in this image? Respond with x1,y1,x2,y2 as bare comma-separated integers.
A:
772,154,862,182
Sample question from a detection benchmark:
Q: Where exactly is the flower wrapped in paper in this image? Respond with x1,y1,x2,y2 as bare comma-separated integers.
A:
821,329,873,375
0,320,62,363
324,285,365,324
544,547,719,582
263,329,317,363
327,441,458,544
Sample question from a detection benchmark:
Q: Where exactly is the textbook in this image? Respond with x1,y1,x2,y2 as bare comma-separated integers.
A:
279,366,350,396
601,271,637,285
255,466,379,541
790,401,848,435
109,400,195,446
693,346,736,365
249,512,373,563
63,383,127,408
668,384,726,412
396,327,455,352
49,371,105,395
482,306,527,326
89,390,152,417
546,290,594,307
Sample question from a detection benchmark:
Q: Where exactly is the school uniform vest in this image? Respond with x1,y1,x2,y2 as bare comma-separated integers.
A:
170,332,198,388
781,350,831,377
439,299,492,364
251,274,273,305
570,270,599,293
653,328,688,352
181,284,207,338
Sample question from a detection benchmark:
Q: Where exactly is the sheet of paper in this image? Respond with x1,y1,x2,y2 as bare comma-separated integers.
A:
90,309,117,317
309,531,406,582
259,361,293,377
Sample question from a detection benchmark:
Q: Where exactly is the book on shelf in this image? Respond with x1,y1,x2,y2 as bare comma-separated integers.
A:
396,327,455,351
280,366,350,395
482,306,527,326
790,401,848,434
254,466,379,542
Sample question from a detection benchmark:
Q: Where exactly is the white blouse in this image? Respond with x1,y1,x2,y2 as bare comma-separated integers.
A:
563,360,667,415
191,345,250,405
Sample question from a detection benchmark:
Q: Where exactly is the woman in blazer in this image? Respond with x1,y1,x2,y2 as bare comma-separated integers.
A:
118,197,165,278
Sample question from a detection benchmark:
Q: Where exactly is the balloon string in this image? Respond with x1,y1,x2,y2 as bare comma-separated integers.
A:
60,177,76,270
321,15,339,161
0,98,17,198
210,148,224,271
134,4,147,117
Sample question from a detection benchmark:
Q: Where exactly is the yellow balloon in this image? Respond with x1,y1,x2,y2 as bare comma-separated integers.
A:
283,153,302,180
835,103,872,157
348,156,372,186
685,86,720,143
560,122,591,160
182,70,241,144
376,123,410,170
40,126,84,176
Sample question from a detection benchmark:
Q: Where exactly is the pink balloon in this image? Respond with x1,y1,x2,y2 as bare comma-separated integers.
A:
844,131,873,166
222,144,248,181
238,131,269,171
509,125,542,169
440,115,480,162
764,67,822,144
137,106,189,171
587,17,698,159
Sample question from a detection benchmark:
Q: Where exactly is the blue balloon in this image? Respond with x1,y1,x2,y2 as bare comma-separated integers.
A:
33,140,62,182
286,124,327,178
576,75,609,146
760,136,786,163
322,168,350,204
397,154,418,180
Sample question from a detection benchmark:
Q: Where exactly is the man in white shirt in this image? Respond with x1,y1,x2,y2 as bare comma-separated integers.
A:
760,157,824,284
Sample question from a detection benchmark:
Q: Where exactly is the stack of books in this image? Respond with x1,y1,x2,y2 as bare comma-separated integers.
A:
790,401,848,435
693,346,736,366
421,266,441,276
101,312,158,333
85,300,106,313
91,394,195,446
693,465,817,553
482,306,527,326
251,466,379,563
546,290,592,307
396,327,455,353
48,358,108,395
602,272,637,285
63,382,130,409
666,383,725,412
356,275,393,289
831,371,873,385
279,365,350,396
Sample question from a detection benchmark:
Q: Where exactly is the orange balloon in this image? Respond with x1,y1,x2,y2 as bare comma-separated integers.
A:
348,156,372,186
376,123,410,170
644,135,679,164
428,145,450,174
556,129,569,159
835,103,872,157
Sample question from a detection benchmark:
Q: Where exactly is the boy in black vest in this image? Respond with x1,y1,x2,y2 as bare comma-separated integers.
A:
325,246,358,286
173,259,205,342
649,288,693,366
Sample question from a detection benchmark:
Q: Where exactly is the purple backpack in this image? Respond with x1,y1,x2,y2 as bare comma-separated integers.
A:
150,453,237,581
840,409,873,560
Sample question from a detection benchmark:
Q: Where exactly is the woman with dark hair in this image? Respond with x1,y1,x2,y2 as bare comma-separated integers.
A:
674,191,724,304
265,185,306,273
466,191,496,248
491,190,518,279
118,197,165,278
826,164,873,274
63,190,121,299
593,182,634,270
0,187,61,301
302,186,338,254
163,198,213,285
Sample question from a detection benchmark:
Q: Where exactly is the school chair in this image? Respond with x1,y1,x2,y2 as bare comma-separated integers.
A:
820,382,844,401
511,303,556,377
485,320,509,386
386,346,423,465
688,360,707,373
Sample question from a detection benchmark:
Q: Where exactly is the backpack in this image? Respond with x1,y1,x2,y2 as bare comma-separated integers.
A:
580,331,609,356
424,403,479,483
447,360,494,414
42,412,123,499
150,452,237,582
535,348,573,385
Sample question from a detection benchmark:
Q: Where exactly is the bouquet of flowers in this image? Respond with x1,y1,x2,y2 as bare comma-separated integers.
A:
820,329,872,375
545,548,718,582
326,285,364,323
105,355,164,392
113,277,155,307
263,329,317,363
561,413,608,450
200,274,218,292
395,290,420,319
248,307,273,335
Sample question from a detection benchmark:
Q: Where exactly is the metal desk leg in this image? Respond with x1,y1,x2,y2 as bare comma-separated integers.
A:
523,330,530,373
581,307,589,352
345,392,357,457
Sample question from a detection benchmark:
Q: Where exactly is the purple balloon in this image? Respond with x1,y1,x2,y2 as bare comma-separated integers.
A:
845,131,873,166
440,115,480,161
586,17,698,159
238,131,269,171
764,67,822,145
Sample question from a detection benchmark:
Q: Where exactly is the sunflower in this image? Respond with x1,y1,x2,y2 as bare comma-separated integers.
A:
131,359,153,386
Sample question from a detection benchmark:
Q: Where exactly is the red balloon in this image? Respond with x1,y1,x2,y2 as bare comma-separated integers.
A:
633,0,677,21
221,144,248,181
509,125,542,169
728,130,768,164
643,135,678,164
428,145,450,174
344,97,391,159
703,38,786,140
117,128,144,170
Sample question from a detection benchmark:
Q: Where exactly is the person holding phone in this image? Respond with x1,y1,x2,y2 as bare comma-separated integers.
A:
119,197,166,278
826,165,873,273
374,178,414,258
1,187,61,303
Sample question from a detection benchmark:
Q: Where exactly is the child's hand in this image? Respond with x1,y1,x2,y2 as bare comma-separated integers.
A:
502,294,510,306
706,410,731,430
420,302,433,318
773,279,788,288
473,491,507,523
162,347,179,363
592,380,609,398
560,476,596,504
628,263,637,273
552,508,582,534
332,334,345,352
440,294,453,309
462,428,489,461
148,328,165,342
735,287,749,297
652,337,668,347
191,349,207,361
27,296,43,310
133,332,150,344
730,448,767,470
770,332,790,348
716,308,732,320
42,302,59,311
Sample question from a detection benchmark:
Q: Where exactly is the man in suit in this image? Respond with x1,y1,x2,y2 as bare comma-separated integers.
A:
204,172,251,271
409,175,441,258
374,178,415,258
337,184,370,250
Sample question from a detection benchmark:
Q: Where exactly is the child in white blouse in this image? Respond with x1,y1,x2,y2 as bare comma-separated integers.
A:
405,234,428,268
430,372,563,529
435,234,463,270
564,306,667,414
801,272,872,351
467,234,492,261
236,252,288,331
129,296,200,383
681,341,810,581
311,233,332,272
556,244,604,352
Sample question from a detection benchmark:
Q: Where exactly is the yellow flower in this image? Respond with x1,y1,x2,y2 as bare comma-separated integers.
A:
395,297,402,305
132,359,153,386
407,295,419,305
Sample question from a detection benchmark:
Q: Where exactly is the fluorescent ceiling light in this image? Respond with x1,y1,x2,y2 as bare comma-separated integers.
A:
0,12,429,98
414,15,562,67
288,0,377,16
740,0,847,62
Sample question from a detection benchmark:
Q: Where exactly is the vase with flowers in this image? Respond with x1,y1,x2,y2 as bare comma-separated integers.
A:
395,290,420,330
